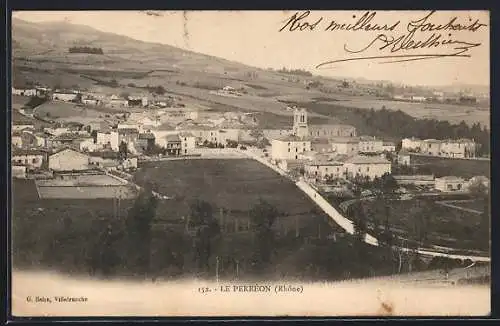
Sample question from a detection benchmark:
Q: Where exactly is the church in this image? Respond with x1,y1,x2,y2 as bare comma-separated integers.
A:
270,108,357,161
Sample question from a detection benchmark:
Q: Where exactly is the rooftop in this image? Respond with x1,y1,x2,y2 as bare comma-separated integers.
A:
12,149,48,156
117,128,139,135
138,133,156,140
274,135,311,142
165,134,181,142
343,155,390,165
436,176,465,182
329,136,359,144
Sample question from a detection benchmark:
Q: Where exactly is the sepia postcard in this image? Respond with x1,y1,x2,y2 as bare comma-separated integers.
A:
10,10,491,318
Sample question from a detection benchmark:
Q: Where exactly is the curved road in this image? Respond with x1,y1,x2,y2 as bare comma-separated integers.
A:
238,148,490,263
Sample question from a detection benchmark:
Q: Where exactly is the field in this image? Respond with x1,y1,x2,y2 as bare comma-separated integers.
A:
450,199,486,212
133,159,331,230
35,174,136,199
410,154,490,178
359,197,489,253
311,96,490,129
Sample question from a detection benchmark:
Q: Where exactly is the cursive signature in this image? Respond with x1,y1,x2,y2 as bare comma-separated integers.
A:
278,10,487,67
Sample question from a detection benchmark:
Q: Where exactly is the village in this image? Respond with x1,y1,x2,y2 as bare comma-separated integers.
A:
11,85,489,200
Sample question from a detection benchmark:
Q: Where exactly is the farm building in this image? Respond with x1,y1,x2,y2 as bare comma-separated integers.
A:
271,135,312,161
49,148,91,172
52,92,79,102
11,149,47,170
382,142,396,152
165,135,182,156
179,132,197,155
305,159,345,180
434,176,466,192
12,124,35,132
12,165,27,179
343,155,392,180
358,136,384,154
12,87,37,96
137,133,156,152
329,137,359,155
397,150,411,166
311,139,333,154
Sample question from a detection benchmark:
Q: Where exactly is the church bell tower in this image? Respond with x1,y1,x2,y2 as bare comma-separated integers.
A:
292,107,308,139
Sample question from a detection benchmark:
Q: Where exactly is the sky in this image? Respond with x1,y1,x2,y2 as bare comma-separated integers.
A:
12,10,490,87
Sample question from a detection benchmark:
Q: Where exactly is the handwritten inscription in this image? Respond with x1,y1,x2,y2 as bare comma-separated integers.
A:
279,11,487,66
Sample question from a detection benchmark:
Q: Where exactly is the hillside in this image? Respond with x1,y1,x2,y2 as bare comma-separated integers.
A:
11,18,490,129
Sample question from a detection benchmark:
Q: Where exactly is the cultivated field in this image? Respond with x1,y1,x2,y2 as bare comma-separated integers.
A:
361,197,489,253
35,174,136,199
133,159,328,228
410,154,491,179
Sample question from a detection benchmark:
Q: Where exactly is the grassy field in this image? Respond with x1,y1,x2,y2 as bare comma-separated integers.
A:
133,159,331,230
288,95,490,128
444,199,486,213
410,154,490,178
359,197,489,252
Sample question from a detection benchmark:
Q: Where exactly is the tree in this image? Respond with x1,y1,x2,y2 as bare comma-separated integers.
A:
249,199,279,269
189,200,220,272
118,141,128,161
126,184,158,277
154,85,166,95
352,202,368,243
379,173,398,194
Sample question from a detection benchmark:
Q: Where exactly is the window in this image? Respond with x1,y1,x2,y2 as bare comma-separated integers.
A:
32,158,37,164
358,168,361,172
457,184,462,190
288,148,290,152
295,148,298,152
367,167,369,172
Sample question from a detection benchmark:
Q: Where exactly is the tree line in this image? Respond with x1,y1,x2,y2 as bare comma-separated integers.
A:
68,47,104,54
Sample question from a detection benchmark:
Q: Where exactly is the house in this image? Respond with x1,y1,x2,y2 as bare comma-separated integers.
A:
82,97,99,106
96,131,118,150
49,148,90,172
12,165,27,179
311,139,333,154
117,128,140,152
421,139,442,156
393,175,435,186
108,95,129,108
309,124,357,138
12,124,35,132
305,159,345,180
397,150,411,166
435,176,466,192
78,138,99,152
137,133,156,152
343,155,392,180
89,151,119,168
52,92,79,102
12,131,23,148
358,136,384,153
179,132,196,155
263,129,292,140
51,133,91,149
467,176,490,192
402,137,422,151
11,149,47,170
12,87,37,96
330,137,359,155
439,139,477,158
271,135,312,161
382,142,396,152
165,134,182,156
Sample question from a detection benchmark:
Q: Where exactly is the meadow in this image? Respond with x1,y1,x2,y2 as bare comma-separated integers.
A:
410,154,490,178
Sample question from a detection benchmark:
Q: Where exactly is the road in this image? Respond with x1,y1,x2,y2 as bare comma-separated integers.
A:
236,147,491,263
